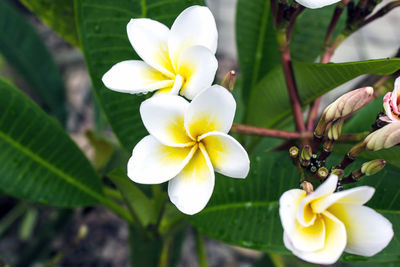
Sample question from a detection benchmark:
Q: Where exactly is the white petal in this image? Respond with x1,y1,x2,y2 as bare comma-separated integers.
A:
185,85,236,139
102,60,173,94
312,186,375,213
280,189,325,252
297,174,338,226
295,0,341,9
168,6,218,68
177,46,218,100
288,211,347,265
199,131,249,178
280,190,306,243
168,144,215,215
127,19,175,77
140,94,193,147
329,203,393,257
127,136,195,184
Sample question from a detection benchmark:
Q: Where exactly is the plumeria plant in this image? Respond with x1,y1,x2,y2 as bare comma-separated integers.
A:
1,0,400,266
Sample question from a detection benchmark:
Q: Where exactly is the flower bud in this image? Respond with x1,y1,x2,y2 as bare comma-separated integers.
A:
328,119,344,141
300,145,312,166
315,87,374,137
221,70,236,92
289,146,299,159
364,122,400,151
300,181,313,194
317,167,329,179
361,159,386,176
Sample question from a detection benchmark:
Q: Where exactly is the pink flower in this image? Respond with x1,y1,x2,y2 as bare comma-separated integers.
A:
381,77,400,122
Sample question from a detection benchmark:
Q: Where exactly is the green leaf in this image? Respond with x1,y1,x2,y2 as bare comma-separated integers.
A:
247,59,400,127
0,78,104,206
0,0,67,124
108,168,157,226
291,5,346,62
75,0,204,151
236,0,280,104
20,0,79,47
189,151,400,262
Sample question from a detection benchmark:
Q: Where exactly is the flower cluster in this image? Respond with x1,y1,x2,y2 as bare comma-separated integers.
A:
102,4,395,264
102,6,249,215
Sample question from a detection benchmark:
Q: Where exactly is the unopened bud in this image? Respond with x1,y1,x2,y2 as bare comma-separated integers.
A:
289,146,299,159
221,70,236,92
328,119,344,141
300,145,312,166
364,123,400,151
350,169,363,181
347,142,366,159
361,159,386,176
317,167,329,179
331,169,345,179
323,140,334,153
325,87,374,122
300,181,314,194
315,87,374,137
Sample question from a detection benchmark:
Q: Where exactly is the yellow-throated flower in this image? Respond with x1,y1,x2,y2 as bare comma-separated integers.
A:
128,85,250,215
102,6,218,100
279,174,393,264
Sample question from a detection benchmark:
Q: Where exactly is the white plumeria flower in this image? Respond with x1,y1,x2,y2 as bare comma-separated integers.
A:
381,77,400,123
280,174,393,265
296,0,341,9
102,5,218,100
128,85,250,215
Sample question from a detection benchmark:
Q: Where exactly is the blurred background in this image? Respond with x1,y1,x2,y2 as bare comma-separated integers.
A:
0,0,399,266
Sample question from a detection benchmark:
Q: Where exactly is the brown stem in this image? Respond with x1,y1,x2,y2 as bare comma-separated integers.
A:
231,123,304,139
361,1,400,28
279,41,306,132
270,0,277,25
286,6,305,42
306,2,350,131
231,123,368,142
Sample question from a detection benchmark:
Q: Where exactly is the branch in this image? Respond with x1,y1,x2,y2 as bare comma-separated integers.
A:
306,1,351,130
231,123,368,142
278,31,306,132
361,0,400,28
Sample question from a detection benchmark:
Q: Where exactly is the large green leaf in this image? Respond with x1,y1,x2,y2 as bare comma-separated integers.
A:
75,0,204,151
236,0,280,104
0,0,66,124
190,151,400,262
247,59,400,127
0,78,103,206
20,0,79,47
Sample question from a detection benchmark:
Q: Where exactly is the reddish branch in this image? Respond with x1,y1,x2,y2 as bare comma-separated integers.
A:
231,123,367,142
306,1,350,130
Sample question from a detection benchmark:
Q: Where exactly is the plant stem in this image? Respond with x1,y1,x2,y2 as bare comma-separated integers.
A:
306,2,351,130
231,123,368,142
361,0,400,28
270,0,277,25
286,5,305,41
195,229,208,267
231,123,305,139
277,29,306,132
